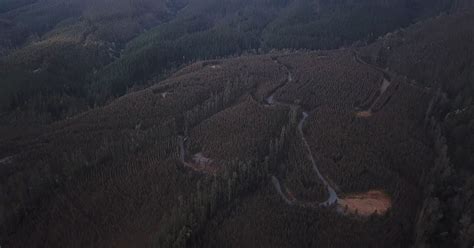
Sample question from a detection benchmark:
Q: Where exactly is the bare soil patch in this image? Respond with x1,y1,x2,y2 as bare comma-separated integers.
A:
356,110,372,118
338,190,391,216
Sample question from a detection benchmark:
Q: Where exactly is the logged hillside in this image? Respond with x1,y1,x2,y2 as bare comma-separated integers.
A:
1,2,474,248
0,54,286,246
93,0,453,102
1,46,436,247
0,0,456,127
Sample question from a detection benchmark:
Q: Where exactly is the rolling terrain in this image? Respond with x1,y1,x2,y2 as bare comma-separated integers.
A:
1,1,474,248
0,48,436,247
360,8,474,247
0,0,457,128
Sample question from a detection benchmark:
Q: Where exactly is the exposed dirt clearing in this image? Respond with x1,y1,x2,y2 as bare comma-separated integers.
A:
184,153,219,175
356,111,373,118
338,190,391,216
179,136,218,175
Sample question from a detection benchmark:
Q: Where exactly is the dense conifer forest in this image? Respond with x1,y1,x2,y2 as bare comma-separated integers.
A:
0,0,473,247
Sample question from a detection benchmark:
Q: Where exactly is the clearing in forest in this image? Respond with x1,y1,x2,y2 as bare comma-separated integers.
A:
338,190,392,216
184,153,219,175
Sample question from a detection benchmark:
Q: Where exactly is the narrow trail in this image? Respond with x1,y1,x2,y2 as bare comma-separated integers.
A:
271,176,295,205
268,55,392,216
266,58,340,208
353,52,394,117
264,69,293,106
298,112,339,206
176,56,340,207
356,77,392,117
354,52,432,93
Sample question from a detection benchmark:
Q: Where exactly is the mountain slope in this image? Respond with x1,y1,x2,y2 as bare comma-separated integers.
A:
1,2,473,248
360,9,474,247
0,0,456,127
1,47,435,247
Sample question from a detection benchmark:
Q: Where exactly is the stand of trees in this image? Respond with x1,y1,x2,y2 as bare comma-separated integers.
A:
414,85,474,247
358,9,474,247
0,0,458,127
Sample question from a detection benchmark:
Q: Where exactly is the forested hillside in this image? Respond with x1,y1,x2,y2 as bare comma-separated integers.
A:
1,1,473,248
1,48,434,247
0,0,186,126
0,0,456,128
360,9,474,247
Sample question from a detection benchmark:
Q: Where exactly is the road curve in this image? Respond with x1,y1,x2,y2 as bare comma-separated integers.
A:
267,57,339,207
271,176,295,205
298,112,339,206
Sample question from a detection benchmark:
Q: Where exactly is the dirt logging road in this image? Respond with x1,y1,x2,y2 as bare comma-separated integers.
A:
177,55,392,217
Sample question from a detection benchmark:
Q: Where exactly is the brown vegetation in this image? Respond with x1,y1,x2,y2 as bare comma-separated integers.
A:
0,54,292,247
338,190,392,216
0,36,464,247
1,3,473,248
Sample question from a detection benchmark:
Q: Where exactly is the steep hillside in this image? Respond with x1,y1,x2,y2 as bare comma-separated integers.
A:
94,0,453,101
0,0,183,51
360,9,474,247
0,0,455,127
1,47,435,247
1,2,473,248
0,0,186,126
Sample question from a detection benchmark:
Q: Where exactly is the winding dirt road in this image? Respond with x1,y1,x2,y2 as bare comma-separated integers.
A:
176,55,391,216
354,51,432,93
356,77,392,117
267,56,391,216
298,112,339,206
265,58,340,207
271,176,295,205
